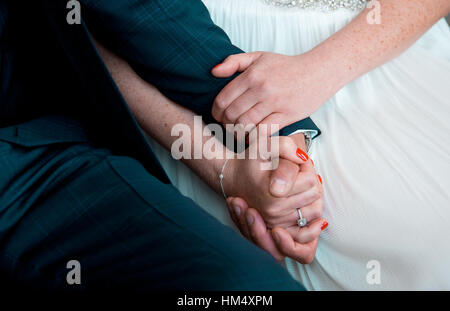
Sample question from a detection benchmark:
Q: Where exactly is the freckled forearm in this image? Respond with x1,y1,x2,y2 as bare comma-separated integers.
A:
94,38,232,194
310,0,450,91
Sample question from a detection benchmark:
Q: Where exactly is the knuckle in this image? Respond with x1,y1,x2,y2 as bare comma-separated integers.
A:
236,117,248,128
211,107,220,121
308,186,318,198
304,253,315,264
301,247,316,264
224,109,235,122
246,109,261,125
247,70,261,85
225,54,237,64
315,184,323,195
267,204,283,219
227,55,236,61
265,206,278,219
311,188,321,201
318,186,325,197
310,209,322,221
215,97,227,110
305,173,316,188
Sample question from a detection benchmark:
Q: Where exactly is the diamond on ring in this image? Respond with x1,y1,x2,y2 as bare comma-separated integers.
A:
297,208,307,227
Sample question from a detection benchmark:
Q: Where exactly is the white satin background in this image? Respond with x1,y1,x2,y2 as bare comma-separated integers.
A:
147,0,450,290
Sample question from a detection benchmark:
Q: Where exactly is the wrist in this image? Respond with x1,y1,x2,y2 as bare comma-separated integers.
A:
304,44,350,95
217,156,237,198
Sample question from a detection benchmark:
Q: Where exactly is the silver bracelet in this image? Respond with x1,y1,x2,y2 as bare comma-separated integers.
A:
219,159,230,200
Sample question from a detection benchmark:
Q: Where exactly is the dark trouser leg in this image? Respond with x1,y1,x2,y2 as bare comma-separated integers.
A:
0,141,304,291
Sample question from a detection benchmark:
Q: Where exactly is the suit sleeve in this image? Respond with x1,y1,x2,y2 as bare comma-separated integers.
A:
79,0,320,137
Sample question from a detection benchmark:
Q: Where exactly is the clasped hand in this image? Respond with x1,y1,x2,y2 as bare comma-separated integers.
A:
211,51,334,135
223,134,326,263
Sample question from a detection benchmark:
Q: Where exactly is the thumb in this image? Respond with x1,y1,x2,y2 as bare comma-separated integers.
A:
269,158,299,197
211,52,262,78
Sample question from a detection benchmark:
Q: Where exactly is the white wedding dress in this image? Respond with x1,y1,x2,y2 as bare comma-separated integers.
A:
147,0,450,290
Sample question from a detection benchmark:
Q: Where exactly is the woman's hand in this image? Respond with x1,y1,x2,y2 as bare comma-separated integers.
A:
211,0,450,134
225,196,328,264
211,51,337,133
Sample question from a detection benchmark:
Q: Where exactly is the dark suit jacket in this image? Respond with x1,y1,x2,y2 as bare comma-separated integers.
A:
0,0,320,183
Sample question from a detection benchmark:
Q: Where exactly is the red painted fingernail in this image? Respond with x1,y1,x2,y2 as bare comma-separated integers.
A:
321,221,328,231
212,63,222,70
318,175,323,184
296,148,309,161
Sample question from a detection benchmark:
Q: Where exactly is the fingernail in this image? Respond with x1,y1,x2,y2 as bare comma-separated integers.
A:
212,63,222,70
321,221,328,231
246,214,254,226
318,175,323,184
272,231,280,243
271,178,287,195
234,206,241,217
296,148,309,161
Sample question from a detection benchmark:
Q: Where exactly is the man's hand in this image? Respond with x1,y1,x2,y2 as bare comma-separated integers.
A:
211,52,336,135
